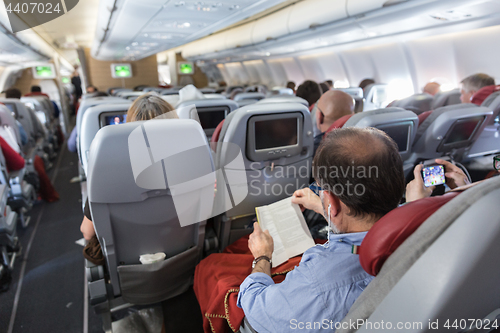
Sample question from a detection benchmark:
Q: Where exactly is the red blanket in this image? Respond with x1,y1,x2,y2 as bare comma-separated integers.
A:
194,235,313,333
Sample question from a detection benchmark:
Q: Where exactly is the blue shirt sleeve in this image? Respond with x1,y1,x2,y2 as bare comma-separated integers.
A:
17,121,28,146
68,127,77,153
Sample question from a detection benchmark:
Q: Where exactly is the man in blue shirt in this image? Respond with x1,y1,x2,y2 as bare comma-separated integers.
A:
237,127,406,332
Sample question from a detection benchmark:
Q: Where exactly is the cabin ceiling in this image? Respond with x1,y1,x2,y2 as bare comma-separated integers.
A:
91,0,291,61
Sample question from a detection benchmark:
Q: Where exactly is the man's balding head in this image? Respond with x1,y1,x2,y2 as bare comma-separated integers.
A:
314,127,405,222
423,82,440,96
316,90,354,133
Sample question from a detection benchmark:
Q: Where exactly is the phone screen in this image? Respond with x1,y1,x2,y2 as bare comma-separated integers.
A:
422,165,446,187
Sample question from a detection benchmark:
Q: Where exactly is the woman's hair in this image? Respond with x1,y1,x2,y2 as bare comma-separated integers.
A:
126,93,178,122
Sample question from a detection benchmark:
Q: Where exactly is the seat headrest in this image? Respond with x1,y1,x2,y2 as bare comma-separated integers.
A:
257,96,309,107
360,192,461,276
392,93,433,114
233,92,266,102
471,85,500,106
431,89,461,109
88,119,212,205
325,114,352,134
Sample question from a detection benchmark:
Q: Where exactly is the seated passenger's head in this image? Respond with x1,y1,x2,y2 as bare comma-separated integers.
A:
319,82,330,95
86,86,97,93
423,82,440,96
296,80,322,107
359,78,375,91
316,90,354,133
5,88,21,99
126,94,178,122
460,73,495,103
313,127,405,232
286,81,296,92
31,85,42,93
325,80,334,89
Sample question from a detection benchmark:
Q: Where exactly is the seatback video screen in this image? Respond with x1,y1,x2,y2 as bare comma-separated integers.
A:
254,118,298,150
198,109,226,130
102,114,127,127
378,123,411,153
444,117,483,145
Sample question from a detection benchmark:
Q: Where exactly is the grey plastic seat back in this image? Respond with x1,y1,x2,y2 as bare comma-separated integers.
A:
76,97,126,135
467,91,500,158
363,84,390,111
233,92,266,103
0,99,36,146
117,91,143,99
161,94,180,107
79,103,131,174
215,102,314,248
176,99,238,137
110,88,132,96
337,176,500,333
336,87,364,98
21,96,53,127
256,96,309,108
203,93,226,100
391,93,434,115
481,90,500,122
431,88,461,110
409,104,493,163
200,88,216,94
343,107,419,162
87,119,212,303
0,104,22,145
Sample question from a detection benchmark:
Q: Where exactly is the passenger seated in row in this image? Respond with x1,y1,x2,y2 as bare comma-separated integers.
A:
296,80,322,111
86,86,98,94
25,85,49,98
359,78,375,92
460,73,495,104
80,94,178,255
195,127,405,332
313,90,354,155
324,80,334,90
286,81,296,94
423,82,440,96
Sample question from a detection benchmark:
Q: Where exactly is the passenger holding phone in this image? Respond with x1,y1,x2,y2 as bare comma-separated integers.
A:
406,159,470,203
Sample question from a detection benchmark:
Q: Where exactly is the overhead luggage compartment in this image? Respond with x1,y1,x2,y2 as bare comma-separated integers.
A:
288,0,348,33
252,6,292,44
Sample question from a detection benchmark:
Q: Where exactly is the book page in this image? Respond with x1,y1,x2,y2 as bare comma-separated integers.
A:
256,197,315,267
256,206,289,267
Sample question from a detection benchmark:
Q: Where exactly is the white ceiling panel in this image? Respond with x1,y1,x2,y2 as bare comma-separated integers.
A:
92,0,289,61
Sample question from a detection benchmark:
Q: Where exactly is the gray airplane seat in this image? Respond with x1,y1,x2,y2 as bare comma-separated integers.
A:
234,92,266,107
0,183,19,290
0,104,22,147
337,175,500,333
342,107,419,174
363,84,390,111
256,95,309,108
467,92,500,159
409,104,493,164
214,102,314,250
86,119,212,331
0,148,35,228
391,93,434,115
176,99,238,138
79,103,131,175
0,99,36,151
76,96,128,136
431,88,461,110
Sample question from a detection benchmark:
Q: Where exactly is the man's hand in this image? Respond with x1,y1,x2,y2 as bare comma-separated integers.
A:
406,164,434,203
248,222,274,259
435,159,470,189
291,188,323,215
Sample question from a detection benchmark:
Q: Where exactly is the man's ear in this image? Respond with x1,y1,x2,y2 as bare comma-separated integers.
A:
323,190,342,218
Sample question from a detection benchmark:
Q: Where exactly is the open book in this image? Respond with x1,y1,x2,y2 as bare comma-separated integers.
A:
255,197,316,267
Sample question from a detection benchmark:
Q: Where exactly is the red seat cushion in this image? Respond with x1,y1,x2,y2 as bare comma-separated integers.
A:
471,85,500,106
359,192,460,276
325,114,353,134
417,110,433,127
210,119,225,152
